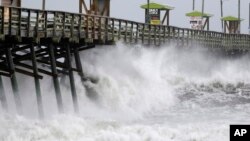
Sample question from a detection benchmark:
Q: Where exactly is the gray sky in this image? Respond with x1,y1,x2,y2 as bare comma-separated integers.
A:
22,0,250,34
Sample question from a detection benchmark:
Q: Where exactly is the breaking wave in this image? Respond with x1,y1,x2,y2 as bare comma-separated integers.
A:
1,42,250,141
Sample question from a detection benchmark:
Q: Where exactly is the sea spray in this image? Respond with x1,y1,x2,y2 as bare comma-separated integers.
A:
0,43,250,141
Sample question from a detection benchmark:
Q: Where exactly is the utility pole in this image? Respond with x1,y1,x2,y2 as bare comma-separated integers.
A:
193,0,195,10
249,3,250,34
238,0,240,33
42,0,45,10
147,0,150,24
220,0,223,32
201,0,204,30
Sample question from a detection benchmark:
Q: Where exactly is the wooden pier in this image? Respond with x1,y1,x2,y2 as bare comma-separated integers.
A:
0,6,250,117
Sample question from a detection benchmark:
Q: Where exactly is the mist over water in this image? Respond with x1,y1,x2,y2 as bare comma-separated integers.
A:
1,43,250,141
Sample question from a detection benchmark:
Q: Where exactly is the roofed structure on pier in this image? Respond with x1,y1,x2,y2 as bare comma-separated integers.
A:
186,11,213,31
140,2,174,25
221,16,243,34
79,0,110,16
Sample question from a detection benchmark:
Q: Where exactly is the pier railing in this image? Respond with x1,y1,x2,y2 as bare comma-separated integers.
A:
0,6,250,49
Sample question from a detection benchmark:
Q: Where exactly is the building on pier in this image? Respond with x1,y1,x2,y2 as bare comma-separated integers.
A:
221,16,243,34
186,11,213,31
79,0,110,16
140,2,174,25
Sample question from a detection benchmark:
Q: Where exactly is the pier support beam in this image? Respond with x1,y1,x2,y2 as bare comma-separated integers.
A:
0,76,8,112
6,45,23,115
48,43,64,113
74,45,85,82
30,44,44,119
64,40,79,114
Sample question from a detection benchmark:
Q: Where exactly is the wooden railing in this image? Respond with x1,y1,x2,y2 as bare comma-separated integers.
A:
0,6,250,49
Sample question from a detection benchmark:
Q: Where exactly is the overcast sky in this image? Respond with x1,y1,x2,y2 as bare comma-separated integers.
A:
21,0,250,34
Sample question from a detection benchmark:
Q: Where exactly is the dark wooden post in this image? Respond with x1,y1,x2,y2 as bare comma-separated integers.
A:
78,14,83,39
64,39,79,114
1,7,5,34
163,26,166,43
118,20,121,40
104,17,108,43
167,11,170,26
125,21,128,42
130,22,133,43
18,8,21,37
85,15,89,40
6,46,23,115
0,76,8,112
62,12,66,37
207,18,209,31
142,24,145,44
48,43,64,113
135,23,139,43
53,12,57,37
27,10,31,37
70,14,74,38
30,43,44,119
158,25,162,45
74,45,85,82
98,17,102,42
112,19,115,42
44,11,48,37
154,25,156,45
148,24,151,45
8,8,12,35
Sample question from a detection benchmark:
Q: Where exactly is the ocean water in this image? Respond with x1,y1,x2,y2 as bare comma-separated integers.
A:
0,43,250,141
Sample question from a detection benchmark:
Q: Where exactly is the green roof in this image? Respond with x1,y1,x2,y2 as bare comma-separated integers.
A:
140,2,174,10
221,16,243,21
186,11,213,17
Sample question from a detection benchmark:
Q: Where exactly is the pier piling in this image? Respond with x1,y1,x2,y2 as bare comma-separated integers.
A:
48,42,64,113
30,43,44,119
6,45,23,115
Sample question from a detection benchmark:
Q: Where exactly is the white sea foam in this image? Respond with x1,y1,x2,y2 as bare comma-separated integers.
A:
0,42,250,141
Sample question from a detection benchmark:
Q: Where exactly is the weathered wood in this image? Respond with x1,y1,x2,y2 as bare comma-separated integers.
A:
6,46,23,115
30,43,44,119
64,39,79,114
48,42,64,113
135,23,139,43
142,24,145,44
0,76,8,112
0,6,250,48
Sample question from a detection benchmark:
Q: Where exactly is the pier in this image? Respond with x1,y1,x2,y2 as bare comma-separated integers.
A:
0,2,250,117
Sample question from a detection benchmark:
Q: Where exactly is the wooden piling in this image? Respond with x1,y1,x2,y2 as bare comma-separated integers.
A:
48,42,64,113
6,45,23,115
0,76,8,112
30,43,44,119
64,39,79,114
